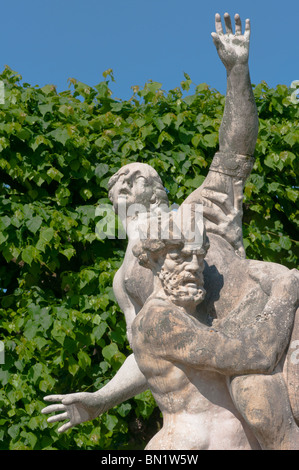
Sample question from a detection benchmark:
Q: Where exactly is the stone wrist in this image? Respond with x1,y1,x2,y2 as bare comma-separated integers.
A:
209,152,255,178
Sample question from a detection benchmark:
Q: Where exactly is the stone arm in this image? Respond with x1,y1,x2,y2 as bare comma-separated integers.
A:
112,266,138,346
42,354,148,433
184,14,259,258
148,273,298,376
216,13,258,156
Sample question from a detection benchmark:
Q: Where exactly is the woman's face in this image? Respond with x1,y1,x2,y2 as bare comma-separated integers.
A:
111,169,155,213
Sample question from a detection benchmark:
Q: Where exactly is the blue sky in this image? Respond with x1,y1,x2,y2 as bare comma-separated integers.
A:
1,0,298,100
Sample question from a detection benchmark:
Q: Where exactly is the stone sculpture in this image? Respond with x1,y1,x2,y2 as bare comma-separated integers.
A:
131,207,299,450
42,13,299,450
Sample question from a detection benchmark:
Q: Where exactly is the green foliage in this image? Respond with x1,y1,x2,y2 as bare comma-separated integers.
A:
0,66,298,449
243,81,298,265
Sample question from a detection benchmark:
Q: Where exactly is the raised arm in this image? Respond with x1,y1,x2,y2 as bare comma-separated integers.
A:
213,13,258,155
184,13,259,258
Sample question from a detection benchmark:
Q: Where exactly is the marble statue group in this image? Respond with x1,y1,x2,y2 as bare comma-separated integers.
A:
42,13,299,450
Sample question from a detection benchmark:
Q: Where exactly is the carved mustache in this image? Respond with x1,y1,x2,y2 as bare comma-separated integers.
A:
118,188,130,195
181,274,201,285
161,270,203,288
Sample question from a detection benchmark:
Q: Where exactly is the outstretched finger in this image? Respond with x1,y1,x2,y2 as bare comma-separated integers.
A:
47,412,68,424
234,14,242,35
41,404,66,414
58,421,74,433
62,392,84,405
62,396,78,406
224,12,233,34
43,394,65,403
215,13,223,35
244,18,251,39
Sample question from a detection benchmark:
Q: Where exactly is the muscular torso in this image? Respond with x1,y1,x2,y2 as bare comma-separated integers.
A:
131,297,260,450
115,227,293,449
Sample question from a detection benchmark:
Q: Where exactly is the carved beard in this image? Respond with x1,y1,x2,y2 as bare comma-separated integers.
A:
159,266,206,308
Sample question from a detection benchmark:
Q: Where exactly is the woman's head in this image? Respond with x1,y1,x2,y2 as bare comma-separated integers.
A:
108,163,169,213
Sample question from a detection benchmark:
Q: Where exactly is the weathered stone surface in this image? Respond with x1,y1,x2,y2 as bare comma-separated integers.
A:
130,203,299,450
42,12,299,450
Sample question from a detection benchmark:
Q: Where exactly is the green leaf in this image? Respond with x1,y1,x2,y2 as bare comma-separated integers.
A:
24,320,40,340
284,132,298,147
20,431,38,449
95,163,109,179
191,134,201,148
26,216,43,234
267,182,280,193
38,103,53,116
153,117,165,132
51,321,66,345
286,188,298,202
39,227,55,243
117,402,132,417
279,235,292,250
0,215,11,230
203,133,218,147
80,188,93,200
93,322,108,341
29,363,43,383
16,127,33,141
21,245,39,265
48,128,70,145
55,187,71,205
264,153,276,169
68,356,80,376
196,83,209,93
61,247,76,260
77,350,91,369
47,167,64,182
103,414,118,432
79,269,96,288
8,424,21,440
102,343,119,362
185,174,205,189
0,231,8,244
94,82,110,99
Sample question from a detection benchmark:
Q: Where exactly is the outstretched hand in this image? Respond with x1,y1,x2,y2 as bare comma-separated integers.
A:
211,13,251,70
42,392,105,433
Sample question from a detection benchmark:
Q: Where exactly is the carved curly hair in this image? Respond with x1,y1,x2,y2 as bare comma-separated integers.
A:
132,237,184,270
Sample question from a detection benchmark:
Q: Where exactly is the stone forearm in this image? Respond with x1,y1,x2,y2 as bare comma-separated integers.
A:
93,354,148,412
184,296,296,376
185,329,273,376
219,63,259,157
